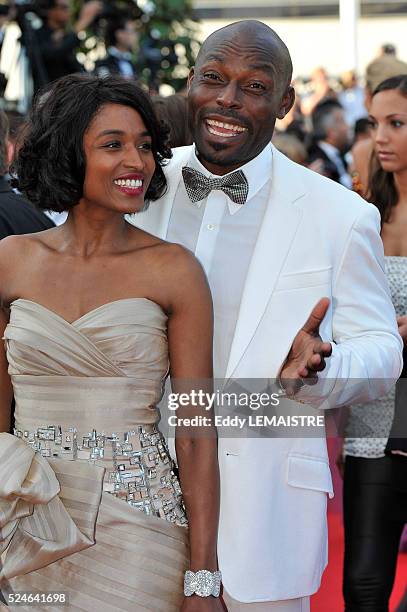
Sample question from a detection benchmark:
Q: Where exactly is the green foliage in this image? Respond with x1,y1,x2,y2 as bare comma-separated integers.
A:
73,0,201,92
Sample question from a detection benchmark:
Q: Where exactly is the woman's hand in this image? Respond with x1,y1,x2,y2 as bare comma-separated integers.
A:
181,595,227,611
397,315,407,346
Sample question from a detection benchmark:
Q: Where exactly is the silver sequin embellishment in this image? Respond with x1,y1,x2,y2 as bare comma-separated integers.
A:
14,425,187,526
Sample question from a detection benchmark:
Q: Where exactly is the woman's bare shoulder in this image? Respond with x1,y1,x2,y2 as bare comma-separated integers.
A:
0,228,60,256
0,233,34,263
148,239,203,277
0,229,60,286
157,242,211,304
128,225,198,268
131,232,208,292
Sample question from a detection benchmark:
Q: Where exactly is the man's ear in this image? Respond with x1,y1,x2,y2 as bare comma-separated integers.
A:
277,85,295,120
187,67,195,93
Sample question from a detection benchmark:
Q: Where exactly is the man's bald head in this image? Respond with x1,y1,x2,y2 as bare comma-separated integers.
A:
196,20,293,93
187,20,296,174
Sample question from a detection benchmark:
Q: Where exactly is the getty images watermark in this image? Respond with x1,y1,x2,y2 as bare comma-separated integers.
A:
160,377,407,439
166,389,325,430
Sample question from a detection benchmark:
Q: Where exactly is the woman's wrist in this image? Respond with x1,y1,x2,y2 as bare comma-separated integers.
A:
189,555,218,572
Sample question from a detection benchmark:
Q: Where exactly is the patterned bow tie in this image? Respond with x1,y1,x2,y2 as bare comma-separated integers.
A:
182,166,249,206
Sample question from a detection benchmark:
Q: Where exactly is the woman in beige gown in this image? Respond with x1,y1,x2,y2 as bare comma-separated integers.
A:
0,75,222,611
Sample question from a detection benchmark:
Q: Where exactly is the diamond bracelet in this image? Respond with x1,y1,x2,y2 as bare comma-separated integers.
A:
184,569,222,597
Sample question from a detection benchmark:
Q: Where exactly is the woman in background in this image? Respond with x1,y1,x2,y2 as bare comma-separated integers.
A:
342,74,407,612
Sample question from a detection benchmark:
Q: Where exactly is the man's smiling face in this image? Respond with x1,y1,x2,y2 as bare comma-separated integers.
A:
187,25,294,175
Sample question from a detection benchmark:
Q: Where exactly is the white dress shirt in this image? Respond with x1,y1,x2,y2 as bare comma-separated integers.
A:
167,145,272,378
43,210,68,226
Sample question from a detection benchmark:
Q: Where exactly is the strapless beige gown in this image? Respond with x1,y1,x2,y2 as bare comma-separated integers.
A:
0,298,189,611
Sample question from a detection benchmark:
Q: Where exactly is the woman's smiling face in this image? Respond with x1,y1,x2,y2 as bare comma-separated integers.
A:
81,103,156,214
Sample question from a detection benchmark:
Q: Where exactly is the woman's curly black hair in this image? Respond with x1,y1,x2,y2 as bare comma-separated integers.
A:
11,74,172,212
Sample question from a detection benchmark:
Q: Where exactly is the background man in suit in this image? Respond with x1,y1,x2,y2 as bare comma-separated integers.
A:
0,110,54,238
129,20,402,611
94,15,138,80
307,99,352,188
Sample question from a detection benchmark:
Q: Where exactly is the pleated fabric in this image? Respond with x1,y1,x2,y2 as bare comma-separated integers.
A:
0,298,189,611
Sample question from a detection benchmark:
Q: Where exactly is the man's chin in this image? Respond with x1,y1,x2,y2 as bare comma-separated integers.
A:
197,141,244,169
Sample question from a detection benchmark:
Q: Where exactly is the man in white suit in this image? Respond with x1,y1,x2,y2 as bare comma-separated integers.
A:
129,20,403,611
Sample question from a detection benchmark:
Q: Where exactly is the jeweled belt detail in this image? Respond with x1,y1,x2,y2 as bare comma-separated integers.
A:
13,425,188,526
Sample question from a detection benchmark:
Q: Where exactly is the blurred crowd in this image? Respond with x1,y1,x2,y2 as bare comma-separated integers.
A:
0,0,140,106
0,0,191,113
272,43,407,198
0,1,405,196
0,2,405,184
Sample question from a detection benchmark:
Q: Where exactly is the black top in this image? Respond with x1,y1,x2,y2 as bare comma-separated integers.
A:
0,177,55,239
386,348,407,455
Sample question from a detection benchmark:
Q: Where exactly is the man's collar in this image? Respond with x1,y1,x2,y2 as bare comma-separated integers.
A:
187,144,272,214
318,140,340,158
108,46,133,61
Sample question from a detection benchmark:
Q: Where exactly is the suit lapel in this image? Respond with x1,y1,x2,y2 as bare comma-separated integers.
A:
225,147,306,379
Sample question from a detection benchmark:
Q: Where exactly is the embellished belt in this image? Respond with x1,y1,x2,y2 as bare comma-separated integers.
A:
13,424,188,527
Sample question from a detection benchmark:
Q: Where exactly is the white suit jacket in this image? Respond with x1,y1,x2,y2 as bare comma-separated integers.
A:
128,144,403,602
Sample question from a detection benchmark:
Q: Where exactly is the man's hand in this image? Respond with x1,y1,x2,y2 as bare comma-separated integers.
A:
397,315,407,346
280,298,332,395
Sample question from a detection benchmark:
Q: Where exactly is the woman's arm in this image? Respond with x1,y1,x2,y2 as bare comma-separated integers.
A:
166,247,222,609
0,238,16,432
0,304,12,432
